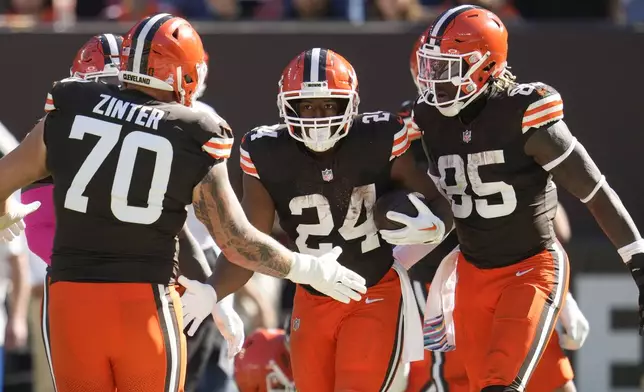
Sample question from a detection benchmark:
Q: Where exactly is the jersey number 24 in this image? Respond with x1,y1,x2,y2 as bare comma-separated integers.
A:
64,115,172,225
289,184,380,256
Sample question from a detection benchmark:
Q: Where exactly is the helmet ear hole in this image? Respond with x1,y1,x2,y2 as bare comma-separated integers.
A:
172,28,180,40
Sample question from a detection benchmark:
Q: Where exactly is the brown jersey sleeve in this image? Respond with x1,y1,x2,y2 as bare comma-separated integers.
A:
518,82,564,135
43,77,92,113
191,107,234,162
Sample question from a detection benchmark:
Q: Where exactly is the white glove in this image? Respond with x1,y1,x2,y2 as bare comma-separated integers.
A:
0,201,40,243
379,193,445,246
212,300,244,359
286,246,367,304
558,292,589,351
178,276,218,337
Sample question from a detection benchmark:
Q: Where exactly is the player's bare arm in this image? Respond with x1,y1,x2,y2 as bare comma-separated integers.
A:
0,120,49,212
524,120,641,249
525,120,644,333
390,149,454,232
192,162,292,278
177,224,211,283
210,173,277,300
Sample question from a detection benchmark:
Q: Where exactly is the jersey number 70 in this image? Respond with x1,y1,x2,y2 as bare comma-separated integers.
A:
64,115,173,225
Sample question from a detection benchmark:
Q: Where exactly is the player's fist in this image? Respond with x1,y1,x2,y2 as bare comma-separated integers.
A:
558,293,589,350
178,276,218,337
627,253,644,336
286,247,367,304
377,193,445,246
0,201,40,243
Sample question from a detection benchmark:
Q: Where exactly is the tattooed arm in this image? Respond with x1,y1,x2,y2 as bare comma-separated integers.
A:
191,161,366,306
184,117,365,311
192,162,292,278
209,172,276,300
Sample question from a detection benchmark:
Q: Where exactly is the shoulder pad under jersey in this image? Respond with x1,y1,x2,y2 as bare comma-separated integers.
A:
354,111,410,161
507,82,564,133
188,105,234,161
44,77,95,113
239,124,287,179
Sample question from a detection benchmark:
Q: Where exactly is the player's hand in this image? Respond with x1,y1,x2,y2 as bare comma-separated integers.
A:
627,253,644,336
286,247,367,304
212,301,244,359
0,201,41,243
178,276,218,337
379,193,445,246
558,292,589,350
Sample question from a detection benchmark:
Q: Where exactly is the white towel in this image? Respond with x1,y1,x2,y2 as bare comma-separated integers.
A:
423,247,458,352
392,261,425,363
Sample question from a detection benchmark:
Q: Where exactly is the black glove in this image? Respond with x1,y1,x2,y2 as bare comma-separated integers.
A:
627,253,644,336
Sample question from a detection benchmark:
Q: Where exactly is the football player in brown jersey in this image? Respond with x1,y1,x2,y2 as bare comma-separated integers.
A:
208,47,453,391
0,15,367,392
19,33,243,392
400,29,588,392
387,5,643,392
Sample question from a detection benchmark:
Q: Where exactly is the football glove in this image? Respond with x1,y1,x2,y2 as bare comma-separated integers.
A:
0,201,40,243
212,298,244,359
178,276,218,337
286,247,367,304
558,292,589,350
379,193,445,246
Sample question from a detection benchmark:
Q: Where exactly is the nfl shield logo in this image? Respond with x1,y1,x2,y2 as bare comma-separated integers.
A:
322,168,334,182
462,130,472,143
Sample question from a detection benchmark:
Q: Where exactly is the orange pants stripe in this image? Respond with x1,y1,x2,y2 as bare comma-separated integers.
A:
454,243,570,391
407,245,574,392
290,269,403,392
42,280,187,392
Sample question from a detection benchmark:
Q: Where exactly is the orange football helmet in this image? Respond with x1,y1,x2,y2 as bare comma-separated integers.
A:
234,328,294,392
70,34,123,82
119,13,207,107
277,48,360,152
416,5,508,116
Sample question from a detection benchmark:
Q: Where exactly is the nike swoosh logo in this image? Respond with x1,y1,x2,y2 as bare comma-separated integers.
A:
365,298,384,304
516,268,534,277
420,224,437,231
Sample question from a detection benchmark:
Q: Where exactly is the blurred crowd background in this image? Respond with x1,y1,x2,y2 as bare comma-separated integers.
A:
1,0,644,25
